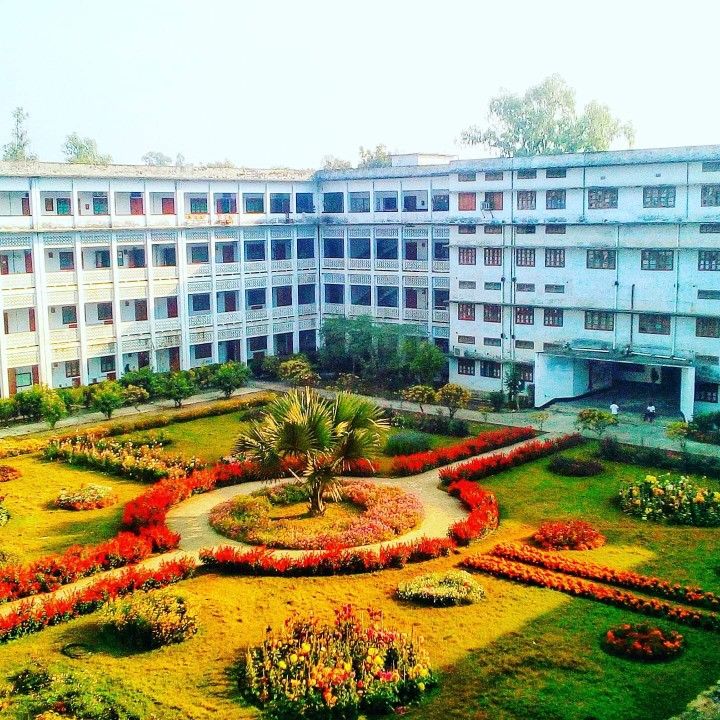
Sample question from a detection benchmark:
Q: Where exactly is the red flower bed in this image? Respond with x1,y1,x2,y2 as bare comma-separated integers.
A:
532,520,606,551
390,427,536,476
489,543,720,612
199,536,454,577
447,480,499,545
0,465,20,482
439,433,583,485
0,558,195,644
603,623,684,661
462,554,720,632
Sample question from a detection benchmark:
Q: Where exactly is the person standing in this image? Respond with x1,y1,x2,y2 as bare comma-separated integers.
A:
644,402,656,422
610,401,620,418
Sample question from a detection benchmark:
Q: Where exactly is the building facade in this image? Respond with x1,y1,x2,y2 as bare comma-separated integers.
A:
1,144,719,419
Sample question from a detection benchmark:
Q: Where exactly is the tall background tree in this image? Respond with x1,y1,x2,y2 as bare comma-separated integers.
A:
63,133,112,164
358,144,391,168
2,107,37,162
142,151,172,166
322,155,352,170
461,75,634,156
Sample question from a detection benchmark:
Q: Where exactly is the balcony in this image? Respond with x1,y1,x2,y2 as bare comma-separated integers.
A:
215,262,242,275
272,306,295,320
375,259,399,271
2,273,34,289
50,327,79,344
271,259,293,272
245,261,268,274
323,303,345,316
155,318,182,333
46,271,77,286
402,260,428,272
321,258,345,269
118,267,147,281
153,266,178,280
216,311,243,325
348,305,371,317
246,307,269,322
432,260,450,273
297,258,317,271
298,303,317,316
403,308,429,321
189,314,212,328
121,320,150,336
5,331,38,349
433,310,450,323
83,269,113,284
85,324,115,341
375,307,399,320
187,263,210,278
348,258,371,270
184,213,209,226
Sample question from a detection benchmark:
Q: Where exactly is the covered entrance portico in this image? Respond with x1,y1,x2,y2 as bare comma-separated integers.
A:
535,349,696,421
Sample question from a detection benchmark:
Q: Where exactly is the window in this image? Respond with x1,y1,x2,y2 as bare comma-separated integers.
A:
484,337,501,346
546,189,566,210
58,251,75,270
485,192,503,210
458,172,476,182
457,335,475,344
516,225,536,234
643,186,676,208
484,224,502,234
375,237,397,260
638,314,671,335
215,194,237,214
588,188,618,209
434,241,449,260
458,225,476,234
484,247,502,266
323,237,343,258
245,240,265,262
273,286,293,307
698,290,720,300
484,304,502,323
585,311,614,331
701,185,720,207
697,355,720,365
295,193,314,213
480,361,501,378
457,359,475,375
545,284,565,294
189,197,207,214
458,303,475,321
297,237,315,259
323,192,344,213
61,305,77,325
515,248,535,267
459,280,476,290
97,302,113,322
697,317,720,338
100,355,115,373
348,238,370,259
546,168,566,179
65,360,80,378
243,194,264,214
191,293,211,312
516,283,535,292
297,284,315,305
514,306,534,325
587,249,616,269
190,245,209,264
698,250,720,270
695,383,719,403
484,282,501,291
324,284,344,304
433,289,449,309
459,247,476,265
545,224,566,234
44,198,54,212
458,192,476,211
544,308,564,326
515,340,534,350
484,171,503,181
350,285,370,306
92,194,108,215
542,248,565,267
516,191,536,210
517,169,536,179
57,197,71,215
267,193,289,214
403,192,427,212
700,224,720,233
194,343,212,359
375,193,397,212
702,162,720,172
246,288,266,308
349,192,370,213
432,191,449,211
641,249,674,271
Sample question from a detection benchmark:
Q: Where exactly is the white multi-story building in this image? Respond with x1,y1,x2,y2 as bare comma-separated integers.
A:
1,144,719,419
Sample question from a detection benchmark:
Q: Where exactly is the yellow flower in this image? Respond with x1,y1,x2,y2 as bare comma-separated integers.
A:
290,653,298,664
418,682,426,692
278,660,287,670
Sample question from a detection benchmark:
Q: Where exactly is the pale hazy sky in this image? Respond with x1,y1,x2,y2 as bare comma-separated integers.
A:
1,0,718,168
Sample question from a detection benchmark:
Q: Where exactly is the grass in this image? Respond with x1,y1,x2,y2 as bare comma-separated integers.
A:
1,423,718,719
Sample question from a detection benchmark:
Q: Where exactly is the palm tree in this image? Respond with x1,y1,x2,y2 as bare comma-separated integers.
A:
234,388,388,516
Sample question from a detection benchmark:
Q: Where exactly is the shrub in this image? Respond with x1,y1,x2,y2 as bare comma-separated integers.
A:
401,385,437,414
0,397,16,425
488,391,505,412
90,381,126,419
619,474,720,526
397,570,485,606
241,605,437,718
122,383,150,409
576,407,618,437
277,356,318,386
548,454,604,477
161,371,196,407
40,390,67,429
0,465,20,482
55,484,118,511
103,591,197,649
447,480,499,544
385,430,433,456
435,383,472,419
118,366,165,398
415,412,470,437
211,361,251,397
0,498,9,527
603,623,684,661
14,386,45,421
533,520,606,550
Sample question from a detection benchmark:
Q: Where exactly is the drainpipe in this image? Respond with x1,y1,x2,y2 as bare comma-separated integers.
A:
672,223,680,357
613,225,620,351
629,283,635,350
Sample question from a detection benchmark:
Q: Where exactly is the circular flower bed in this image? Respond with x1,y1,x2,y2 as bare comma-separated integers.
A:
603,623,684,662
209,480,423,550
0,465,20,483
533,520,606,551
55,484,118,511
548,455,604,477
241,605,437,719
397,570,485,606
103,591,197,649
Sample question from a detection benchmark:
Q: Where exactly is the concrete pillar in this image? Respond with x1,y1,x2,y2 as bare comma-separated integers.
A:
679,365,696,422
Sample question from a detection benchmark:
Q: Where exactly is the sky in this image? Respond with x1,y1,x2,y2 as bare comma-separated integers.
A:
0,0,718,169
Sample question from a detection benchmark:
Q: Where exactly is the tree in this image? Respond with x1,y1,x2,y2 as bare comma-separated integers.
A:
123,384,150,410
205,159,235,168
142,151,172,166
435,383,472,420
277,357,319,387
40,390,67,429
62,133,112,164
2,107,37,162
531,411,551,432
461,75,634,156
322,155,352,171
666,421,690,453
575,408,618,438
235,388,388,516
162,371,196,408
175,153,186,167
504,363,524,411
406,340,446,385
119,367,164,399
358,144,391,169
90,382,125,419
401,385,436,415
212,362,251,397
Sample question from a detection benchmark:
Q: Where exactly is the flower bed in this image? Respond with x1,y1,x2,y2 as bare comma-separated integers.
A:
200,537,455,577
462,554,720,632
488,543,720,611
447,480,499,545
547,455,604,477
0,499,9,528
241,605,437,718
439,433,584,485
209,481,423,550
0,558,195,644
390,426,536,476
397,570,485,606
55,484,118,511
0,465,20,482
603,623,685,662
619,474,720,526
532,520,606,551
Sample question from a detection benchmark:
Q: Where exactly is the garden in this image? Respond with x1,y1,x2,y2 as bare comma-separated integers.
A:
0,386,717,720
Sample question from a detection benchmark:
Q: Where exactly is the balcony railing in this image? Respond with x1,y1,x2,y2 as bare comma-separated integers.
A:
216,311,243,325
323,303,345,315
5,331,38,348
2,273,34,289
374,259,399,271
85,324,115,341
402,260,428,272
297,258,317,270
298,303,317,316
83,269,112,284
186,263,210,277
348,258,371,270
188,314,212,327
50,327,79,344
153,266,178,279
321,258,345,269
271,259,293,272
120,320,151,335
375,306,399,319
272,306,295,319
432,260,450,273
215,262,241,275
433,310,450,323
246,307,269,321
403,308,429,321
118,267,147,281
348,305,372,317
46,271,77,286
244,261,268,274
155,318,181,333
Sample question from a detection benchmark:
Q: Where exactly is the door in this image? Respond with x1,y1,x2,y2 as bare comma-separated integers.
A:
130,195,144,215
28,308,35,332
7,368,16,396
169,347,180,371
405,288,418,309
0,255,8,275
24,250,33,273
222,244,234,263
405,195,417,211
225,292,237,312
138,351,150,368
135,299,148,321
405,242,418,261
167,296,178,318
161,197,175,215
21,196,30,216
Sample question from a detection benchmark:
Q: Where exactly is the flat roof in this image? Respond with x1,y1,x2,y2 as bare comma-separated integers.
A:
541,347,694,367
